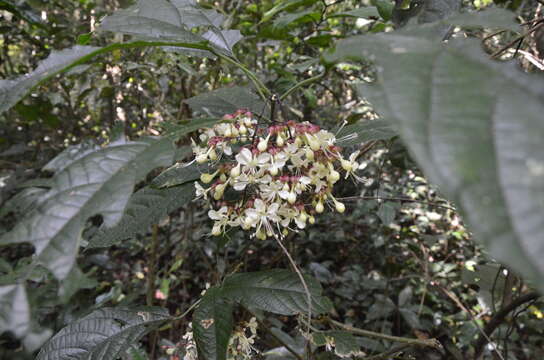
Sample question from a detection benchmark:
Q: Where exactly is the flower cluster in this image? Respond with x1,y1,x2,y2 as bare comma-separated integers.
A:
191,109,365,239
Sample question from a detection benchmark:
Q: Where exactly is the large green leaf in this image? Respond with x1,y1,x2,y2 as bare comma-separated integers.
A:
0,284,30,338
334,21,544,291
36,307,171,360
0,40,212,116
337,119,397,147
99,0,242,55
193,288,234,360
0,45,99,115
185,86,268,117
87,183,195,248
0,137,175,279
221,269,332,315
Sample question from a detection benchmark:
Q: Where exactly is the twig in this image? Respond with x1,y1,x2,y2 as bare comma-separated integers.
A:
326,318,442,349
473,291,541,359
335,195,456,211
436,286,505,360
491,21,544,58
274,236,313,360
147,224,160,360
361,343,413,360
279,72,326,101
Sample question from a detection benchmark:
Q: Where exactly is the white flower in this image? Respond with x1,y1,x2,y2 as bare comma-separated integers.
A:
208,206,229,235
245,199,280,237
235,148,271,173
259,180,284,202
195,182,210,200
233,170,271,191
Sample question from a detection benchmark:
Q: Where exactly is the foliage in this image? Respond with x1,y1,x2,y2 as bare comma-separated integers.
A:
1,0,544,359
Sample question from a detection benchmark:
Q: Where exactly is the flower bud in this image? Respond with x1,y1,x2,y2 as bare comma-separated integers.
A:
196,153,208,163
224,127,232,137
287,192,297,204
231,126,239,137
306,134,320,151
305,148,314,161
294,136,303,147
269,167,278,176
309,215,315,224
257,134,270,152
335,201,345,213
328,170,340,183
239,124,247,135
315,200,324,213
200,172,216,184
230,163,241,177
276,134,285,147
211,225,221,236
209,148,217,161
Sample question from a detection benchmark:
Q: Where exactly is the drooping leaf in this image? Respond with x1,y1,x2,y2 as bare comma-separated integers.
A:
0,0,45,27
185,86,267,117
221,269,332,315
273,9,319,28
0,284,30,338
87,183,195,248
151,163,203,189
36,307,171,360
159,117,221,141
444,8,521,32
0,41,212,116
334,17,544,292
99,0,242,55
329,7,380,19
0,45,99,115
193,288,234,360
392,0,460,29
336,119,397,147
0,137,176,279
98,0,204,42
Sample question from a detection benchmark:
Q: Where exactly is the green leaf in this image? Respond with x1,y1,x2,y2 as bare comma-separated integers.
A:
100,0,242,55
334,17,544,292
0,284,30,338
99,0,204,42
260,0,319,24
444,8,521,32
185,86,268,117
87,183,195,248
371,0,394,21
337,119,397,147
273,9,319,28
36,307,171,360
0,137,175,280
0,40,212,116
0,0,45,27
329,7,380,19
0,45,99,115
221,269,332,315
159,117,220,140
193,288,234,360
58,266,98,303
151,163,203,188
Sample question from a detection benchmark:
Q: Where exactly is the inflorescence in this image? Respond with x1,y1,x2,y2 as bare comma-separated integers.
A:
191,109,366,240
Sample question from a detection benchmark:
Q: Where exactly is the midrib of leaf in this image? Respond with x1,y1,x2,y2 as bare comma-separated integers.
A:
0,40,212,115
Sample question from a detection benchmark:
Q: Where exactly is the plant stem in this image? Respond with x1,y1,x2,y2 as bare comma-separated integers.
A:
326,318,442,349
280,72,326,101
213,50,271,101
